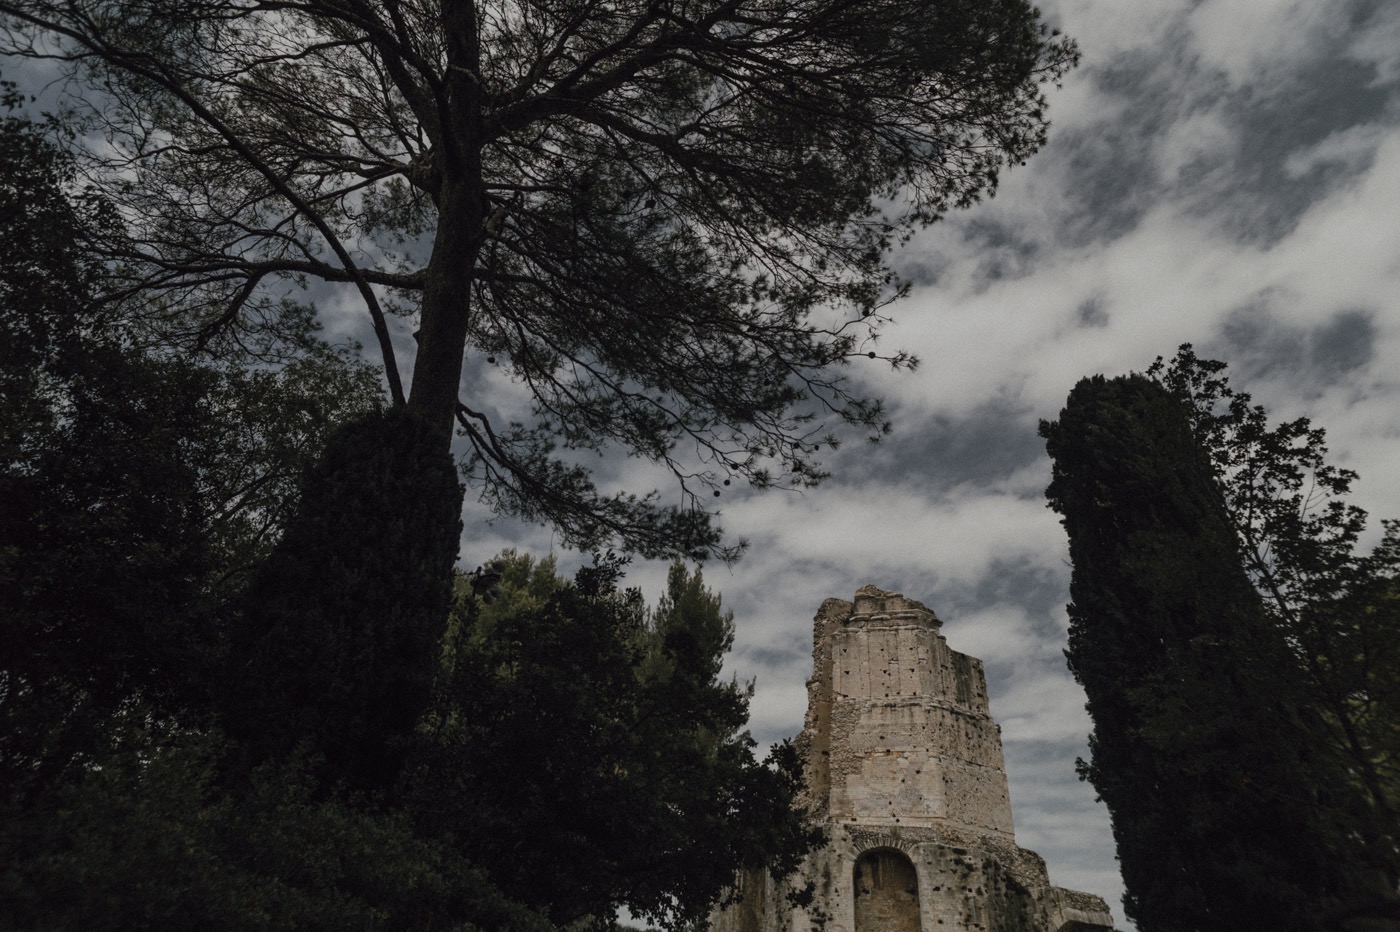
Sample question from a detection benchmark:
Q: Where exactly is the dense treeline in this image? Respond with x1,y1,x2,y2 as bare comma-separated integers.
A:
1042,352,1400,932
0,98,816,930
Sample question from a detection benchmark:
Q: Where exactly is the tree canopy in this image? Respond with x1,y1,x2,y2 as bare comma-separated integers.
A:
404,553,821,929
1147,346,1400,911
0,90,382,779
0,0,1078,558
1041,366,1395,932
3,88,818,930
1,97,520,932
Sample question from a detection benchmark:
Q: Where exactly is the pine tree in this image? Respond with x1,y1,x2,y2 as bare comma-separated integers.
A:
1,0,1078,557
403,553,820,929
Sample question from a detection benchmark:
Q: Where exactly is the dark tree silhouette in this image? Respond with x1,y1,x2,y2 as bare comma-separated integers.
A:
1,0,1078,557
1042,373,1378,932
404,554,822,929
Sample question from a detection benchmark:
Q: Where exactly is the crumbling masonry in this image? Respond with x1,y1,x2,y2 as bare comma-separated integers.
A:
710,586,1115,932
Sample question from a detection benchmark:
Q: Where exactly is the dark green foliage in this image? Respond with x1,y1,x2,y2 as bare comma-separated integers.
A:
1041,374,1376,932
226,407,464,796
405,554,821,930
0,97,382,784
1,98,541,931
3,349,214,698
1317,535,1400,837
3,81,811,930
0,724,552,932
2,354,387,720
1149,347,1400,877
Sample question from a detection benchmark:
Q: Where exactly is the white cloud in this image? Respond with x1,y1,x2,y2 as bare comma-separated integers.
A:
1347,4,1400,84
1155,107,1237,184
1282,122,1390,179
1047,0,1192,68
995,670,1095,746
1187,0,1333,89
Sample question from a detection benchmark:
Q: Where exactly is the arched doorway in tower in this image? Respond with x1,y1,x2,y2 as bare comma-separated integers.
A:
853,848,921,932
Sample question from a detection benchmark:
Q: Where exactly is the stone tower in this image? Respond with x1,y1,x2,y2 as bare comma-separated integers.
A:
710,586,1115,932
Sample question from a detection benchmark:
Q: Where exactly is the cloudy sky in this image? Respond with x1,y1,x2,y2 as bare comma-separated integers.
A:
11,0,1394,926
458,1,1400,926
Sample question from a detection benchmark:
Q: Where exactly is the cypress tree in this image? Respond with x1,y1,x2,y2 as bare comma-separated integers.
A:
1041,374,1371,932
226,407,463,797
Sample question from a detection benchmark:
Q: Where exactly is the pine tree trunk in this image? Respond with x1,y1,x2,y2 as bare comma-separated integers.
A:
411,178,485,441
407,0,486,443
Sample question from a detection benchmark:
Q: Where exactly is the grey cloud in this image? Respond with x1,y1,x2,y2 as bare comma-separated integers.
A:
1214,57,1392,244
1217,297,1308,377
1049,0,1395,248
928,558,1072,689
958,559,1067,627
895,254,948,288
1216,302,1377,390
1077,296,1110,329
1050,36,1193,247
739,641,812,675
958,218,1045,287
847,399,1044,491
1311,309,1376,378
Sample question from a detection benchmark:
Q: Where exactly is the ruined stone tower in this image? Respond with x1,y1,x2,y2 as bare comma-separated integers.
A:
710,586,1115,932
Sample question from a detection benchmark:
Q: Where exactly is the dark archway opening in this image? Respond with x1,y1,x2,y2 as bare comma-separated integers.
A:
854,848,921,932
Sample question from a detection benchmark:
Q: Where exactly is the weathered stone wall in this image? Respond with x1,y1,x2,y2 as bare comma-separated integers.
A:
817,588,1015,839
712,587,1116,932
715,823,1098,932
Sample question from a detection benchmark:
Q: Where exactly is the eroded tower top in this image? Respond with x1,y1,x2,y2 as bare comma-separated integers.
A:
800,586,1014,839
